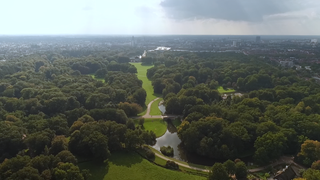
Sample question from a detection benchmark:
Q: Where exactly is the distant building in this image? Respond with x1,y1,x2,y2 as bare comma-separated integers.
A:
131,36,135,47
305,66,311,70
295,65,302,70
256,36,261,43
280,61,294,68
233,41,237,47
130,56,140,62
155,47,171,51
312,76,320,82
142,50,147,58
274,164,301,180
311,39,318,44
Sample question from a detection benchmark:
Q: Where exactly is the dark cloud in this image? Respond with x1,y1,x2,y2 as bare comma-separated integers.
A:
160,0,304,22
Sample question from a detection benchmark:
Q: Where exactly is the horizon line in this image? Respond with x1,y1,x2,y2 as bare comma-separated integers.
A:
0,34,320,37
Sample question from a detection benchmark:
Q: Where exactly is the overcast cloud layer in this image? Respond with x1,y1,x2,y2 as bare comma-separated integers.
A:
0,0,319,35
161,0,303,22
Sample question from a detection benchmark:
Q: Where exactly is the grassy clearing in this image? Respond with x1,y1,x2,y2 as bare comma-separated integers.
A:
79,152,205,180
150,98,163,116
130,63,161,106
143,118,167,137
217,86,235,93
90,74,106,83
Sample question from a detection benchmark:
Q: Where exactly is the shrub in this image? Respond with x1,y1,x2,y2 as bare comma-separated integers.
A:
160,146,174,157
165,161,179,170
145,149,155,160
139,118,144,126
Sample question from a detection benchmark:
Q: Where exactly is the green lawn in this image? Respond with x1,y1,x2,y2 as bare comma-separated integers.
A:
130,63,161,106
142,118,167,137
79,152,205,180
217,86,235,93
90,74,105,83
150,98,163,116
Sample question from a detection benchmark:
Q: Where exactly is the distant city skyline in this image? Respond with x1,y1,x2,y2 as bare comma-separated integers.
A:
1,0,320,35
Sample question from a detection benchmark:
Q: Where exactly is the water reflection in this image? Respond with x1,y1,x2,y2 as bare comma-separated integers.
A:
153,103,252,166
158,104,166,115
152,122,182,159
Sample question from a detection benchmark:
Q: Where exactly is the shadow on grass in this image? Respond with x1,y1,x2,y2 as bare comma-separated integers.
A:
110,152,144,168
138,106,147,116
153,93,162,97
78,159,110,180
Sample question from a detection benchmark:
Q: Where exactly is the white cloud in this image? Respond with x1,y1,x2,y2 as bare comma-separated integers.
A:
0,0,319,35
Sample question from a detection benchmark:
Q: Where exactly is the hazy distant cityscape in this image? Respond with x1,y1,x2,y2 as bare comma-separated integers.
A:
1,35,319,59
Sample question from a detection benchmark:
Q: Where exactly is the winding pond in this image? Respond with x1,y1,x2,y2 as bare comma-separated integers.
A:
152,121,226,166
152,103,252,166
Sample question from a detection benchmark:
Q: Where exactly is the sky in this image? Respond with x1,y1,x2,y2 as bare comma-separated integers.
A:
0,0,320,35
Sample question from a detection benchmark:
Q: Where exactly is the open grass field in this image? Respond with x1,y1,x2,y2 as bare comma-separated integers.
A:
143,118,167,137
217,86,235,93
79,152,206,180
90,74,105,83
130,63,161,105
150,98,163,116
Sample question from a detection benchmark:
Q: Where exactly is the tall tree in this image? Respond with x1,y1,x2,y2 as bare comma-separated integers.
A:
223,159,236,175
208,163,229,180
235,161,248,180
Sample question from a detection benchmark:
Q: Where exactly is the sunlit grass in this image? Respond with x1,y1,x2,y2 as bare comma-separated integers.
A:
130,63,161,106
90,74,105,83
143,118,167,137
150,98,163,116
78,152,206,180
217,86,235,93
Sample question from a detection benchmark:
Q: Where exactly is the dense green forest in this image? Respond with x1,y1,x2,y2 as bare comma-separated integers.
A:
1,51,320,179
0,53,156,179
147,53,320,167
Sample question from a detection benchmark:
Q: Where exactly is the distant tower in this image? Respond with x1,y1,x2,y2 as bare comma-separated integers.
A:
131,36,135,47
256,36,261,43
233,41,237,47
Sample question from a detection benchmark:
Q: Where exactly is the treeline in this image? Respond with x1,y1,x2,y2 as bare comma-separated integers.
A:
147,53,320,169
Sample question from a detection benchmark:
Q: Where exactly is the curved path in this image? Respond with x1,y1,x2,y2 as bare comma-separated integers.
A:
133,97,179,119
139,98,299,174
153,149,209,172
142,97,160,118
154,149,298,173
